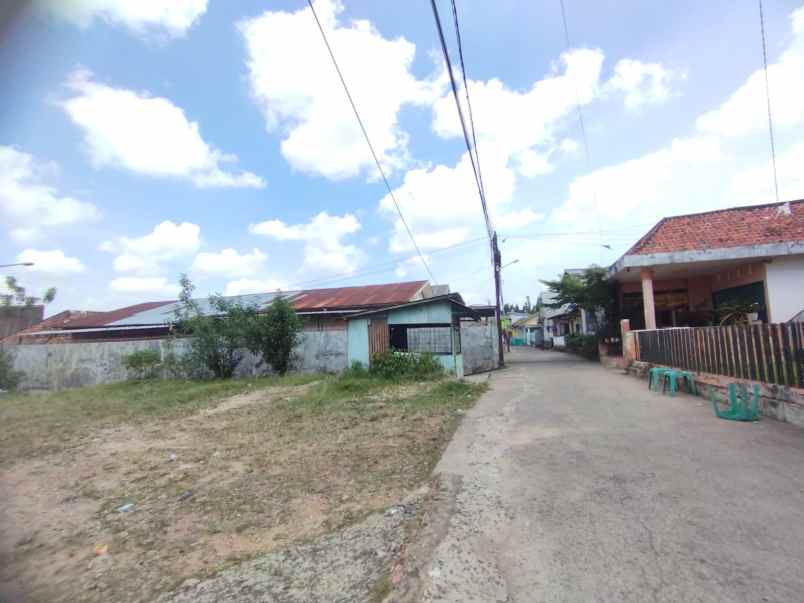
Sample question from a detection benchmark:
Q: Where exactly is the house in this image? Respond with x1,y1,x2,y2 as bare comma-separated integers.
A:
5,282,433,344
517,315,543,346
538,271,599,347
2,280,498,389
345,293,483,377
609,200,804,329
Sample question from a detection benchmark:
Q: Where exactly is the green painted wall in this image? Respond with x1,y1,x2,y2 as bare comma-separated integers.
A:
347,318,370,367
388,300,453,325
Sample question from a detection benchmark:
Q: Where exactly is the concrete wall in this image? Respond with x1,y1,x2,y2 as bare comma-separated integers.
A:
765,255,804,322
2,330,348,391
460,321,498,375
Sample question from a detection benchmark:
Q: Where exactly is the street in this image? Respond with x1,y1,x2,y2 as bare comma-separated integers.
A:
411,347,804,602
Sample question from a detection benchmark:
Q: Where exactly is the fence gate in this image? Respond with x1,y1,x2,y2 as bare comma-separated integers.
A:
368,318,389,362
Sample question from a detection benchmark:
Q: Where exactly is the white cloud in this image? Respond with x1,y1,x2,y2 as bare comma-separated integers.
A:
192,248,267,278
607,59,676,109
394,254,431,279
432,49,603,179
551,136,724,228
696,7,804,138
379,151,514,253
110,277,179,296
239,0,440,180
62,70,265,188
16,249,85,274
224,278,288,297
0,145,100,241
495,209,545,230
104,220,200,275
249,211,362,275
40,0,208,37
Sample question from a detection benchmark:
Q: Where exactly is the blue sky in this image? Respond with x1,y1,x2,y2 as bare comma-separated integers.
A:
2,0,804,314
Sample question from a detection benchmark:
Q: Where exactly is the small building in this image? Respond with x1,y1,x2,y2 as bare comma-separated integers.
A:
609,200,804,329
345,294,481,378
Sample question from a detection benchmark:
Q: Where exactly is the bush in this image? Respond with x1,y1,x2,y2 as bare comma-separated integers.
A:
245,297,303,376
369,350,444,381
0,348,24,391
342,360,370,379
565,333,599,360
122,349,162,380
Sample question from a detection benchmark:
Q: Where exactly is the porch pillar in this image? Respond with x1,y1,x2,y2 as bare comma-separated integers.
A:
640,268,657,330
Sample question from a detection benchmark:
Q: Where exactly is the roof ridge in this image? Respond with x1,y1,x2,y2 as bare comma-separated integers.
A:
654,198,804,222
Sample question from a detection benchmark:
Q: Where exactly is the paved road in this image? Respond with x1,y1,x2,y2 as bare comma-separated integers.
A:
412,348,804,602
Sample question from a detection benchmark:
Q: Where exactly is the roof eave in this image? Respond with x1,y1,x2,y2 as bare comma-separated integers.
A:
610,240,804,279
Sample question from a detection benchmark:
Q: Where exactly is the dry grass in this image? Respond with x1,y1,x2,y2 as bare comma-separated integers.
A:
0,374,485,602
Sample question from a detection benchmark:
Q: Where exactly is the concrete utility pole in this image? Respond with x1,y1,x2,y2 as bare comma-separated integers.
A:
492,232,505,368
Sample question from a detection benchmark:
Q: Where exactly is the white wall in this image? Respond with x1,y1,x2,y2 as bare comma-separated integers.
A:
765,255,804,322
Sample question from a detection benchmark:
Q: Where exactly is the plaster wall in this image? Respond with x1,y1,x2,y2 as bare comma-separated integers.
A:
765,255,804,322
3,330,348,391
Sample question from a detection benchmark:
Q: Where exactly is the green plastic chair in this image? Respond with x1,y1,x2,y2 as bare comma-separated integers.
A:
648,367,670,391
710,383,760,422
649,367,697,396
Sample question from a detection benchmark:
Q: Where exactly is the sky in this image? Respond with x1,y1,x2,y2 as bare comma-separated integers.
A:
2,0,804,315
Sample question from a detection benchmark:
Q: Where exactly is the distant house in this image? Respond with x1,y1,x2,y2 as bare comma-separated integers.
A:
538,271,598,347
609,200,804,329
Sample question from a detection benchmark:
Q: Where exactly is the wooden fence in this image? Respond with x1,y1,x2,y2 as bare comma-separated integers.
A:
635,323,804,388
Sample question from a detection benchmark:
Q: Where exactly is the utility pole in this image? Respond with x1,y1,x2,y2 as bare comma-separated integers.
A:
492,232,505,368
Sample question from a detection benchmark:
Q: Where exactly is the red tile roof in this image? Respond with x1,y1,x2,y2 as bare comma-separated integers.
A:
293,281,427,310
627,200,804,255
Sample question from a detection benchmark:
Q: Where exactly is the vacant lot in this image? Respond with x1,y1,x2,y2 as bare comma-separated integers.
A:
0,373,485,602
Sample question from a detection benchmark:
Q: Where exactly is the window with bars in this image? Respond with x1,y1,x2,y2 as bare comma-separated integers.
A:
389,324,454,355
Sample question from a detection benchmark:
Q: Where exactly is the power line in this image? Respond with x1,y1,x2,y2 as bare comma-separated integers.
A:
449,0,487,217
430,0,492,239
305,0,437,283
758,0,786,214
557,0,604,254
431,0,505,367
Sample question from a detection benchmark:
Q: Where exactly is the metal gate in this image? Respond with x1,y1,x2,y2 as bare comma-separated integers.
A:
368,318,389,362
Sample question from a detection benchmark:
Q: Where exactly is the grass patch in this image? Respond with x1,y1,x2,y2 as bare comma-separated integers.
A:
0,372,486,602
0,373,319,462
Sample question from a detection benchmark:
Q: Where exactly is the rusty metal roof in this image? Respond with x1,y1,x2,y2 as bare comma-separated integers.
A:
292,281,427,310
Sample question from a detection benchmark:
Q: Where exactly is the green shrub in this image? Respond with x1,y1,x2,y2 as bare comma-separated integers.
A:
565,333,599,360
0,348,24,391
369,350,444,381
245,297,303,376
342,360,369,379
122,349,162,380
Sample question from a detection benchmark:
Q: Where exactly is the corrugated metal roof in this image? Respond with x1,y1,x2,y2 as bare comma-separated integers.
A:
292,281,427,310
109,292,302,326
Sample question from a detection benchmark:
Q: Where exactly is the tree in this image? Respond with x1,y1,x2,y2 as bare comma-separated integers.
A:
173,275,253,379
171,275,304,379
540,266,616,336
1,276,56,307
245,297,303,375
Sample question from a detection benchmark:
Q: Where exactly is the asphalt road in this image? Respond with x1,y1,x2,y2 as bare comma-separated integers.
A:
412,347,804,602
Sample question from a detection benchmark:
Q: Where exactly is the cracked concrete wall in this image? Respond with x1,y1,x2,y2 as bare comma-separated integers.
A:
461,321,498,375
2,331,347,391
